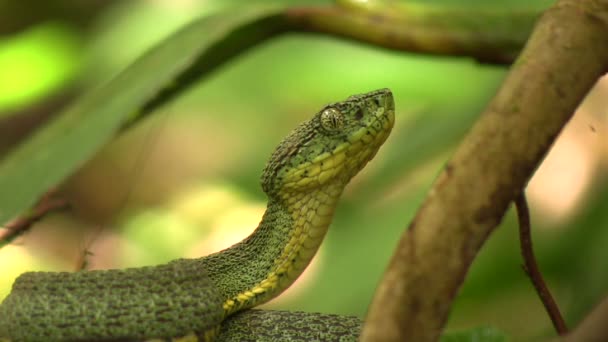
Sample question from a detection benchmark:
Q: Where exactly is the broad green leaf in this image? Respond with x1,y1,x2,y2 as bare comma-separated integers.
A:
0,6,287,224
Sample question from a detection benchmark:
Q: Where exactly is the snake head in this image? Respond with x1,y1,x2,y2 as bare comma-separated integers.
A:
261,89,394,198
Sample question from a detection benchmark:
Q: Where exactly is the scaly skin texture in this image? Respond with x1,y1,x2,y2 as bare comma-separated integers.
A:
0,89,394,342
218,310,362,341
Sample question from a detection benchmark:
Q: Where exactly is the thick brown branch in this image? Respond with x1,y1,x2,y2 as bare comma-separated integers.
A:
360,0,608,341
515,193,567,335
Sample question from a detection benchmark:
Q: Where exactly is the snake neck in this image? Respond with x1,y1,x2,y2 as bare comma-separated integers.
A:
202,182,344,317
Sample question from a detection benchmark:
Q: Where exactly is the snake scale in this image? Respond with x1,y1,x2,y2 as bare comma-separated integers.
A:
0,89,395,341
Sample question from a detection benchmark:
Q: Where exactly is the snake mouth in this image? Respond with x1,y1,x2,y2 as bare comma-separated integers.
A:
382,90,396,115
349,88,395,145
350,88,395,138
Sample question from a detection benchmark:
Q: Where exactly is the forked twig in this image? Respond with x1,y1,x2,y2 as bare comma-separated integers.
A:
514,192,568,335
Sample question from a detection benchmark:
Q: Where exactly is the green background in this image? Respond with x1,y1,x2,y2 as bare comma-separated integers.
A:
1,1,606,341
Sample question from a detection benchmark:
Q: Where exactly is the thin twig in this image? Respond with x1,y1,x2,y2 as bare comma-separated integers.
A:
514,192,568,335
0,189,70,246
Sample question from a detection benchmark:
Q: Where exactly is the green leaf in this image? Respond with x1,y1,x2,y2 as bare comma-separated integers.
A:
0,6,287,224
442,326,509,342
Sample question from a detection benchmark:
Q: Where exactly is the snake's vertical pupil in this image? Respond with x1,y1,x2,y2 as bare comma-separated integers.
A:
331,114,340,127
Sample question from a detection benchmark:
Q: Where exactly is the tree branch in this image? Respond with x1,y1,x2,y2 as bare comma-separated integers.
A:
360,0,608,341
285,3,538,64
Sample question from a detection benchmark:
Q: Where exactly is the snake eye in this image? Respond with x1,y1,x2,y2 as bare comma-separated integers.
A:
320,108,344,132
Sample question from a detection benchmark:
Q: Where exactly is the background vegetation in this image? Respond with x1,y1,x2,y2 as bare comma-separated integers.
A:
0,0,606,341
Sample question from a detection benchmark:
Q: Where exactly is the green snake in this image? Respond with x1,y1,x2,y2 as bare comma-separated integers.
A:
0,89,395,341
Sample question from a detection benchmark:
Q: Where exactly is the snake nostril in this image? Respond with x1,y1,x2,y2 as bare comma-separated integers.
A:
355,108,364,120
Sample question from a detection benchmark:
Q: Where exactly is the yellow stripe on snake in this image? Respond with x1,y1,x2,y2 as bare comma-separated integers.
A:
0,89,394,341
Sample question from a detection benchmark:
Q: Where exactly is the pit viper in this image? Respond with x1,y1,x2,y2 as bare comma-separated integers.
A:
0,88,395,341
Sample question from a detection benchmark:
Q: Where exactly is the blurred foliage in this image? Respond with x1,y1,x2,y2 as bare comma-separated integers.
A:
0,22,81,113
441,326,508,342
0,0,607,341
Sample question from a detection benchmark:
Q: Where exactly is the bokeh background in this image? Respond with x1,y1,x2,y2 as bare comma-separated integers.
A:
1,0,607,341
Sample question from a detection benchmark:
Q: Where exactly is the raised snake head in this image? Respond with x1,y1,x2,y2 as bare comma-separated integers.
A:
261,88,395,198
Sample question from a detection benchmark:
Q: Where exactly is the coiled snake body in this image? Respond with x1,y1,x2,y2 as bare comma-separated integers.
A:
0,89,395,341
